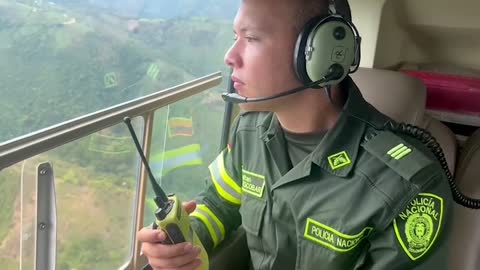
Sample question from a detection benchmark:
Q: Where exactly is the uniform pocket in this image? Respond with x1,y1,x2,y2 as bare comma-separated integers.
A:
239,197,266,236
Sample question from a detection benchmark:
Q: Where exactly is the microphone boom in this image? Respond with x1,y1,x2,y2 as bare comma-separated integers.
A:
222,77,328,104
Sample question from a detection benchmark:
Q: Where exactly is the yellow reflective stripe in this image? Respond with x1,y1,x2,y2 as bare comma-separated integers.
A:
209,165,241,205
196,204,225,245
218,152,242,195
190,211,218,246
150,144,203,175
152,144,201,160
197,204,225,241
208,152,242,205
190,205,226,247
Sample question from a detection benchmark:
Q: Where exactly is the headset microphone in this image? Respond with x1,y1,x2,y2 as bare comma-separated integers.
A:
222,79,322,104
222,64,343,104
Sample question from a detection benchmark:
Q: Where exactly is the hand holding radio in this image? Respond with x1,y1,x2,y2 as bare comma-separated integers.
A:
124,117,209,270
137,201,205,270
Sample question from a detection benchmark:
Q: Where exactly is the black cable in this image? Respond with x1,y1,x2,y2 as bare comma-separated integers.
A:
343,108,480,209
383,122,480,209
318,67,480,209
322,85,480,209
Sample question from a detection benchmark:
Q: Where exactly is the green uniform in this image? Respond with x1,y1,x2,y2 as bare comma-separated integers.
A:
189,77,453,270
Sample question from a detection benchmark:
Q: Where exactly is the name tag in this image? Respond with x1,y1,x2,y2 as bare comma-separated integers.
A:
241,168,265,198
304,218,372,252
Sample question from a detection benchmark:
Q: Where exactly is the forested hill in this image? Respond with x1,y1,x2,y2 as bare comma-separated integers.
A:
32,0,239,19
141,0,239,19
0,0,235,142
0,2,235,268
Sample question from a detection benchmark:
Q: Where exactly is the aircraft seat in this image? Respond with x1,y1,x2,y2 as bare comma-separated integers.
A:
421,114,457,173
449,128,480,270
351,67,426,126
351,67,457,174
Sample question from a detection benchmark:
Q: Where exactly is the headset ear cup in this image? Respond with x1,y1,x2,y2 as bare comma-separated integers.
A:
294,16,323,84
303,16,357,86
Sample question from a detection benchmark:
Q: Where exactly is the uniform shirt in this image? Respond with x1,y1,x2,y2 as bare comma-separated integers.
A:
284,129,325,167
190,77,453,270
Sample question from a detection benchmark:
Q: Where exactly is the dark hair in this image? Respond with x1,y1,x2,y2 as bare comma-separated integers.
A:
294,0,352,31
294,0,330,31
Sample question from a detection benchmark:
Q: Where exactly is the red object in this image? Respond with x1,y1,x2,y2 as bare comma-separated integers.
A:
402,70,480,114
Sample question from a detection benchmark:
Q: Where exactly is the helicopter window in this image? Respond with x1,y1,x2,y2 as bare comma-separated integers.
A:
0,1,238,269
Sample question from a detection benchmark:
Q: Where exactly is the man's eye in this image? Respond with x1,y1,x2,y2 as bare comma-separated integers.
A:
232,34,257,42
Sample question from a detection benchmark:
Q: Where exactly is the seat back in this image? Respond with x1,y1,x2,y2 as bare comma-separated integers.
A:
450,129,480,270
351,67,457,173
421,114,457,173
351,67,426,125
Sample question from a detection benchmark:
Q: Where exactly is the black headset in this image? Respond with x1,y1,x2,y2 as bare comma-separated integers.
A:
293,2,361,87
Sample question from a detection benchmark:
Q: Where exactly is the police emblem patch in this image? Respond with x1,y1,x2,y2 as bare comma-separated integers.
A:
393,193,443,261
327,151,351,170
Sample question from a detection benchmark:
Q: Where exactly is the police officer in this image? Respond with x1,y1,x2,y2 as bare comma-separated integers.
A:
137,0,453,269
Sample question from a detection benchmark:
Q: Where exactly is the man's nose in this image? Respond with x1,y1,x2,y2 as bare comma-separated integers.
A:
224,44,242,68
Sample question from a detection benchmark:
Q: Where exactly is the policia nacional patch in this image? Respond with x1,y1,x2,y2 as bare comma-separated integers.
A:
393,193,444,261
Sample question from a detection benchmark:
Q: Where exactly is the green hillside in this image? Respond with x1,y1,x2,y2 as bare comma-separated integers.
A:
0,1,234,269
0,0,232,142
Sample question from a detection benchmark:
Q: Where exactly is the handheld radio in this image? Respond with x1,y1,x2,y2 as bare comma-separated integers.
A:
123,117,209,269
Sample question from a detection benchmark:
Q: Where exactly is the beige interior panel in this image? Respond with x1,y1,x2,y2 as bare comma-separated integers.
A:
349,0,386,68
373,0,480,71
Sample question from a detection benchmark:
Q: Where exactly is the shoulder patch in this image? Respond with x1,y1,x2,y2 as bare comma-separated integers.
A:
393,193,444,261
362,131,433,180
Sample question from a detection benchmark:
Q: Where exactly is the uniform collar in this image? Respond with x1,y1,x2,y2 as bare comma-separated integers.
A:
261,77,372,179
310,76,370,177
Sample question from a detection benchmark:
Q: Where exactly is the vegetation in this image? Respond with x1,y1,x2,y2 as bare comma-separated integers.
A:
0,0,233,142
0,0,235,269
0,170,18,242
